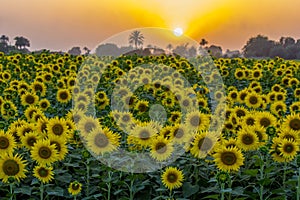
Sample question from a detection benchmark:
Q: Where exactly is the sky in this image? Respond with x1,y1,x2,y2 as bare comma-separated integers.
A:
1,0,300,52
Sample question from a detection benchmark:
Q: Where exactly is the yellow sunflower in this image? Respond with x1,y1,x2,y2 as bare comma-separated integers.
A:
184,110,209,132
255,111,277,128
39,99,50,111
150,136,173,161
161,167,184,191
86,127,120,155
213,147,244,172
68,181,82,196
190,131,218,159
20,92,39,106
0,153,27,183
244,93,262,109
0,130,16,156
20,131,41,150
31,139,59,166
236,127,260,151
47,117,68,139
130,123,158,147
47,135,68,161
33,165,54,184
278,139,299,159
57,89,72,103
77,115,100,137
282,113,300,133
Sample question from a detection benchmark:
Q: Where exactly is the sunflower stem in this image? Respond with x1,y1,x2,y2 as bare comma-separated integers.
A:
107,171,112,200
259,157,264,200
220,183,225,200
40,182,44,200
283,162,287,193
129,175,134,200
9,182,14,200
86,160,90,197
297,167,300,200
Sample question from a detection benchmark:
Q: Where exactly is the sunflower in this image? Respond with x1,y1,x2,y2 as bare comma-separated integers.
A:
24,105,40,121
31,139,59,166
47,135,68,161
168,111,182,124
190,131,218,159
77,115,100,137
282,113,300,133
184,110,209,132
47,117,69,139
241,112,256,127
294,88,300,98
278,139,299,159
130,123,158,147
161,167,184,191
227,90,239,102
270,101,287,116
278,129,299,142
31,81,46,97
238,89,248,103
244,93,262,109
33,165,54,184
251,125,268,145
0,130,16,156
0,153,27,183
270,137,291,163
20,131,41,150
234,69,245,80
21,92,39,106
134,100,149,113
39,99,50,111
213,147,244,172
57,89,72,103
233,106,248,118
169,124,191,144
290,102,300,113
86,127,120,155
255,111,277,128
236,127,260,151
150,136,173,161
68,181,82,196
16,123,36,137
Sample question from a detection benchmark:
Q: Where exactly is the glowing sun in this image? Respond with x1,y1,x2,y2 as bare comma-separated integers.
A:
173,27,183,37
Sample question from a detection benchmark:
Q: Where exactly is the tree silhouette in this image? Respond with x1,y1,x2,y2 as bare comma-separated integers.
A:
68,47,81,56
83,47,91,55
129,31,144,49
14,36,30,49
242,35,274,58
199,38,208,47
0,35,9,46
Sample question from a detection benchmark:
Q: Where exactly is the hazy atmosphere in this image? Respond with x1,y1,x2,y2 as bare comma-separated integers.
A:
1,0,300,51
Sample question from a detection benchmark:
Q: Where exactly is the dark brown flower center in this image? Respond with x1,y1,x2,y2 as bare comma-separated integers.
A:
155,142,167,154
167,173,178,183
3,160,19,176
221,152,237,165
289,118,300,131
39,147,52,159
52,124,64,135
0,136,9,149
94,133,109,148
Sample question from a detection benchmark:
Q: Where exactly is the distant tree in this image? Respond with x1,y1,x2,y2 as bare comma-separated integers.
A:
14,36,30,49
269,44,288,58
95,43,121,56
166,44,173,53
206,45,222,58
173,43,189,57
199,38,208,47
83,47,90,55
283,37,295,47
128,31,144,49
188,46,197,57
68,47,81,56
0,35,9,46
242,35,274,58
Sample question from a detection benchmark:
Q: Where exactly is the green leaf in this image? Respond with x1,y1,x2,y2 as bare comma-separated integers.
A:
202,194,219,199
244,169,258,176
55,172,72,183
46,186,64,196
14,186,32,196
182,182,200,198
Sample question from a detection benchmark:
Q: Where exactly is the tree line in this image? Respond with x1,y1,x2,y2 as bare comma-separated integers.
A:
1,32,300,59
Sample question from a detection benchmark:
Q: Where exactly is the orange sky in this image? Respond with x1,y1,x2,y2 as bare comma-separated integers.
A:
1,0,300,51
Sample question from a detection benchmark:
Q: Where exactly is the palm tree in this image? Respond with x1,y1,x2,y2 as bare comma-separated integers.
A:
129,30,144,49
199,38,208,47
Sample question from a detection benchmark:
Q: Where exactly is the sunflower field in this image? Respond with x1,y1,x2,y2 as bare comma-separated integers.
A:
0,50,300,200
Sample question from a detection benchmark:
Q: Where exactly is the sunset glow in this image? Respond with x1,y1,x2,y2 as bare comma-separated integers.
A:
1,0,300,51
